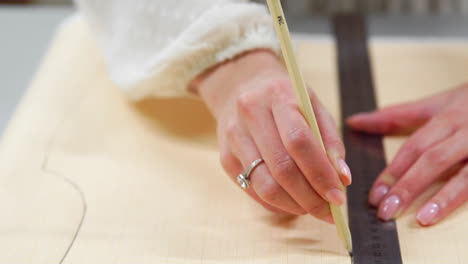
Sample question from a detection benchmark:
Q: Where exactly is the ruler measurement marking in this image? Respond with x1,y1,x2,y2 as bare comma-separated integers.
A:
332,14,404,264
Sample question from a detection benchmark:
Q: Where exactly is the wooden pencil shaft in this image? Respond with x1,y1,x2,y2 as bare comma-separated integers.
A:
266,1,324,148
265,0,352,253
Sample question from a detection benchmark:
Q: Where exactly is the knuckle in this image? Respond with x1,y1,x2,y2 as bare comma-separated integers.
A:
271,153,296,180
285,127,311,152
270,78,289,91
236,92,257,116
257,181,283,203
403,141,424,157
437,113,459,131
269,79,293,97
424,148,448,167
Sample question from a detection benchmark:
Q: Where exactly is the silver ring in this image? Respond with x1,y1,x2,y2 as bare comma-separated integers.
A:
237,159,264,189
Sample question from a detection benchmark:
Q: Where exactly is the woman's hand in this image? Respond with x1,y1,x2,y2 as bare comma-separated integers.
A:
191,50,351,223
348,84,468,226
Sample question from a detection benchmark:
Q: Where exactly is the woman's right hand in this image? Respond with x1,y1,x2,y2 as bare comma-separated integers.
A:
191,50,352,223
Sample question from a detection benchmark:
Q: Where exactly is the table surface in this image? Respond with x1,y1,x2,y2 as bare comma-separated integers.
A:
1,5,468,137
2,17,467,263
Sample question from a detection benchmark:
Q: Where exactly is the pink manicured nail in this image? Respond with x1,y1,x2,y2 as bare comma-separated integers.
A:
417,203,440,226
369,185,389,206
338,159,352,184
378,195,401,221
325,188,346,206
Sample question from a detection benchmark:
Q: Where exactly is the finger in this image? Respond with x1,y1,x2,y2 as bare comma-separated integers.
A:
219,149,292,215
416,163,468,226
267,91,345,207
309,92,352,186
236,93,333,222
226,121,306,216
376,129,468,221
369,116,458,206
347,95,447,134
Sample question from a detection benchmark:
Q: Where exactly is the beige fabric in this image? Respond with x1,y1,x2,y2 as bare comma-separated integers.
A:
0,18,466,263
371,42,468,263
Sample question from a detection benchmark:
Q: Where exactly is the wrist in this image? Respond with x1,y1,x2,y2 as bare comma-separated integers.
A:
189,49,286,117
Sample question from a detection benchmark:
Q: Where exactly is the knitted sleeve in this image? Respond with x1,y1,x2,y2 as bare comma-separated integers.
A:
74,0,279,100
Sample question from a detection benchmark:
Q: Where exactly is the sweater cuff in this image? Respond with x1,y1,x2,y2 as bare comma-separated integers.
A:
116,3,279,100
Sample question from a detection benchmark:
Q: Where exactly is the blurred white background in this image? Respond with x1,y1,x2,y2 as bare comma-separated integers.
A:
7,0,466,16
258,0,467,15
1,0,458,15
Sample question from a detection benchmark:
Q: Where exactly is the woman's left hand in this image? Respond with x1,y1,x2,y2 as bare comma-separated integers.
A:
348,83,468,226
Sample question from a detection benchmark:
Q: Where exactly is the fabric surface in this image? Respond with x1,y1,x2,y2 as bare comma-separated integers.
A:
1,14,467,264
74,0,280,99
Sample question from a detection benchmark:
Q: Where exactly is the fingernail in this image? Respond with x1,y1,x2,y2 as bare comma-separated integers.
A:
378,195,401,221
416,202,440,226
325,188,346,206
369,184,389,206
338,159,352,185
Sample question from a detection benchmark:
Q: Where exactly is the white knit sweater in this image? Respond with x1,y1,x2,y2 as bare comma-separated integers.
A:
74,0,280,100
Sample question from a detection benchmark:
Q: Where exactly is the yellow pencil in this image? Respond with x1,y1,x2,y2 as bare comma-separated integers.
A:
265,0,352,255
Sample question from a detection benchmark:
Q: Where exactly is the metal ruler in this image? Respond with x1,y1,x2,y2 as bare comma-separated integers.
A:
333,14,404,264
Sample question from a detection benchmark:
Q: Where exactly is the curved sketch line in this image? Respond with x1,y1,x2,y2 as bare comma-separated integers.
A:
39,91,91,264
41,157,87,264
